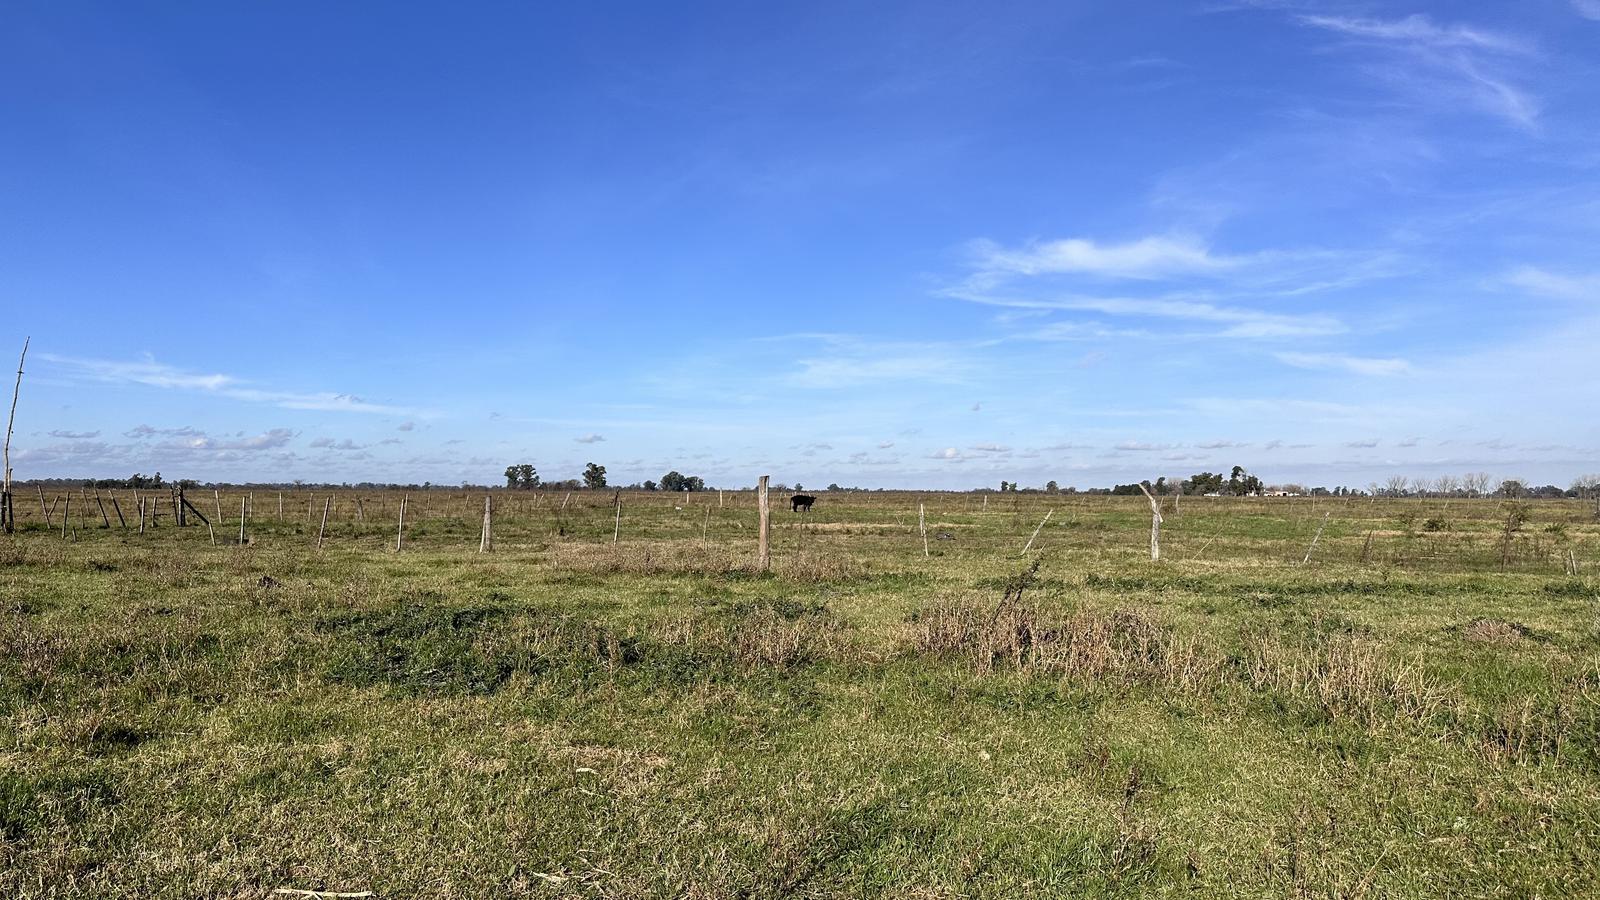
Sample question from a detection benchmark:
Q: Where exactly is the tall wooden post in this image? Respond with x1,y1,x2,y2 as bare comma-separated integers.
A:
395,495,407,552
612,491,622,544
479,494,492,553
757,475,771,571
317,497,330,548
1137,483,1163,562
238,496,247,545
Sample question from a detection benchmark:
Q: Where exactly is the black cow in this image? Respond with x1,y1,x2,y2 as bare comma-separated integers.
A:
790,494,816,513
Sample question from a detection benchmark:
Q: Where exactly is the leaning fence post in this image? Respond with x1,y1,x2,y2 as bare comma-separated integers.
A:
1301,511,1331,566
480,494,492,552
919,502,929,558
1020,509,1053,556
317,497,330,548
612,490,622,544
757,475,771,571
395,494,407,552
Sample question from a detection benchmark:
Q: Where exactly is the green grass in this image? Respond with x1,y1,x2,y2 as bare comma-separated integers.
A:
2,490,1599,897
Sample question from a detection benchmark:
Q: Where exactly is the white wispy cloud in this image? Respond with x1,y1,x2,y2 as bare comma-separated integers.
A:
47,430,100,439
1501,266,1600,301
962,292,1344,338
41,354,426,416
1575,1,1600,21
575,433,606,443
785,337,973,388
1274,351,1411,376
968,442,1011,453
1297,13,1539,130
969,234,1240,280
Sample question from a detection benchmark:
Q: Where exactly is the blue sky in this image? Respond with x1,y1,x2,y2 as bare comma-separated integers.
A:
5,1,1599,489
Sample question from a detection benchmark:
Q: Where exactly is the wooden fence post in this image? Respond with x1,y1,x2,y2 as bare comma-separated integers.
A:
317,497,330,548
238,496,247,545
1301,511,1331,566
757,475,770,571
612,491,622,544
395,495,407,552
1020,509,1053,556
480,494,492,553
1137,483,1163,562
919,503,928,557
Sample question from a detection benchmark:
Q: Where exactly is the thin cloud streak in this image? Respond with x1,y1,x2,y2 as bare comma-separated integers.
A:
41,354,428,417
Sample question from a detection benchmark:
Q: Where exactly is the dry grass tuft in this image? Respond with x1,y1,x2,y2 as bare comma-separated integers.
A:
914,562,1219,689
1242,635,1453,726
1462,618,1533,645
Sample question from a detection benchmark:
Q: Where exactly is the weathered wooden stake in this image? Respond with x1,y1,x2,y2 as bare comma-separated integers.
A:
1020,509,1054,556
1301,511,1331,566
757,475,771,571
1136,483,1163,562
111,496,126,529
94,491,110,528
138,497,146,535
38,484,49,525
239,496,247,545
395,495,407,552
479,495,492,553
277,492,283,519
702,505,711,542
214,490,223,526
317,497,331,548
612,491,622,544
61,494,70,540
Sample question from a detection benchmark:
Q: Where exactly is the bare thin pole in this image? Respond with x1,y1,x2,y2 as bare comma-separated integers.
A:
317,497,330,548
919,503,929,558
2,338,28,533
239,496,247,545
612,491,622,544
38,484,50,525
1301,511,1331,566
1020,509,1054,556
395,494,407,552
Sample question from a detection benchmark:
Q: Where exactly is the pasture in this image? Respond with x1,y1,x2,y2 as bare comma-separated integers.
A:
3,489,1598,898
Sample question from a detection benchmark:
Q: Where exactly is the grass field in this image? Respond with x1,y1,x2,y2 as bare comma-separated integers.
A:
3,489,1598,898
